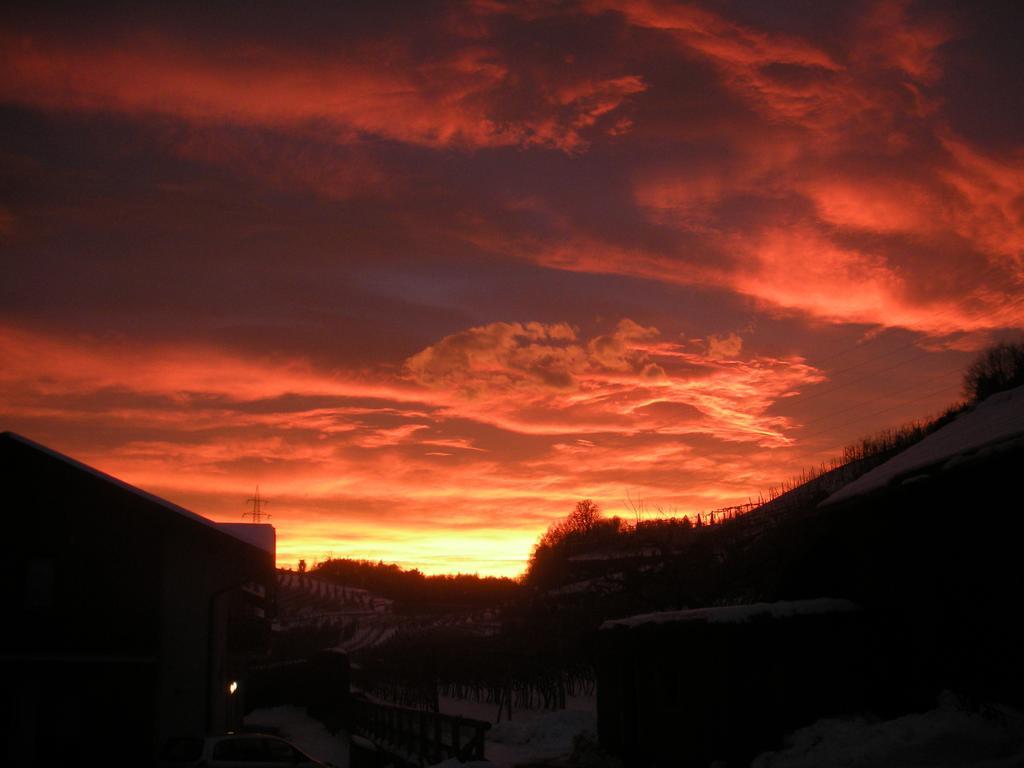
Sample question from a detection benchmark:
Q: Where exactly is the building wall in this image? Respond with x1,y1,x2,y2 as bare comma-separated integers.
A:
596,442,1024,768
597,608,868,768
156,518,274,744
1,434,273,765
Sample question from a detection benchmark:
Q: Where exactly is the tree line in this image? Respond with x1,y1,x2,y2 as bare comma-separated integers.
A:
311,558,520,609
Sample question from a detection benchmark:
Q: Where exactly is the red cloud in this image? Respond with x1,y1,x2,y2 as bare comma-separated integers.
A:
173,127,394,201
1,2,1018,576
0,207,14,236
853,0,952,82
0,27,644,153
561,0,1023,336
940,137,1024,263
802,176,941,235
586,0,839,70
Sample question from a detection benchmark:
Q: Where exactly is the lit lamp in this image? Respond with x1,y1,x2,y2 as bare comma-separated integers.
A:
228,681,239,695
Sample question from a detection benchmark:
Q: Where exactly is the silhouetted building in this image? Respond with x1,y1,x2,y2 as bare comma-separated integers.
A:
597,599,867,768
0,432,275,766
815,384,1024,710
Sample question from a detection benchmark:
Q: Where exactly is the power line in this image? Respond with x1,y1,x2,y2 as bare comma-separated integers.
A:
795,346,945,404
794,292,1024,405
794,382,960,444
790,367,963,430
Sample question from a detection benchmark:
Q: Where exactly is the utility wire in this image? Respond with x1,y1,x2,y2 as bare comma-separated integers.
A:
789,367,963,430
802,261,1018,370
794,346,947,404
792,293,1024,405
795,382,960,444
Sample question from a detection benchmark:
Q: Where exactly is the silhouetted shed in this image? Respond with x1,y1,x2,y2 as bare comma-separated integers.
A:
813,384,1024,709
597,598,866,768
0,432,275,766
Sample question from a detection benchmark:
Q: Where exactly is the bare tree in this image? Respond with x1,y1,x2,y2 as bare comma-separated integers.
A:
963,340,1024,402
564,499,601,536
623,491,647,525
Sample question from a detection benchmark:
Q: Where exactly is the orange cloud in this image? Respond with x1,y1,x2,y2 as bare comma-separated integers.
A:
405,321,583,393
0,324,413,403
0,320,826,575
405,319,821,443
729,227,910,326
707,333,743,359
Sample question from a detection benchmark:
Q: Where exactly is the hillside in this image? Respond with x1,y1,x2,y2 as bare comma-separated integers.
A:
522,398,974,598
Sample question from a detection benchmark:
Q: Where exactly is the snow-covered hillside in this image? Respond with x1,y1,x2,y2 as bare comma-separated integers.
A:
824,384,1024,505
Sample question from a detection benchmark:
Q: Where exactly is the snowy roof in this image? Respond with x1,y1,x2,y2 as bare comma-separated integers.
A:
600,598,860,630
822,383,1024,506
2,431,274,554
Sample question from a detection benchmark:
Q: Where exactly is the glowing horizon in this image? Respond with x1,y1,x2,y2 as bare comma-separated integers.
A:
2,1,1021,577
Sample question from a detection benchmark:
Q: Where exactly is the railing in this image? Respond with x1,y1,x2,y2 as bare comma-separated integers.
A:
350,698,490,764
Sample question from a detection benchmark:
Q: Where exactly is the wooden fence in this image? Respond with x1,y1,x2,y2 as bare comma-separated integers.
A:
350,698,490,765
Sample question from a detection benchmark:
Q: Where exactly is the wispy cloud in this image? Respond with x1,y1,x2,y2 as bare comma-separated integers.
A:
2,320,824,573
1,0,1018,574
0,23,644,153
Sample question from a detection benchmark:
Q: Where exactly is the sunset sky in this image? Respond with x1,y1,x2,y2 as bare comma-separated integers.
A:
2,1,1022,576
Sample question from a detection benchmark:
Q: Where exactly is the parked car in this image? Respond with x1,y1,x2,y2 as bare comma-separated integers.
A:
159,733,334,767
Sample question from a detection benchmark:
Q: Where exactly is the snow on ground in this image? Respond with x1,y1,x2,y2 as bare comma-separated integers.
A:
436,694,597,768
824,384,1024,505
753,692,1024,768
245,706,350,768
601,598,859,630
487,707,596,767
